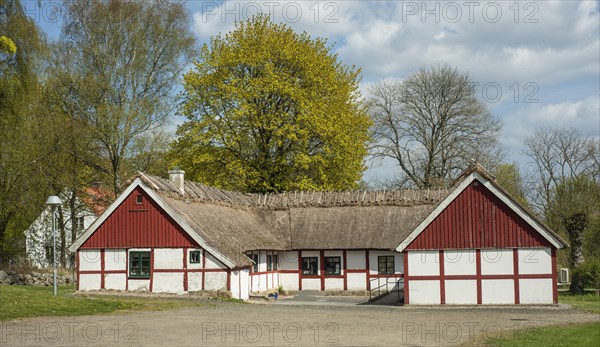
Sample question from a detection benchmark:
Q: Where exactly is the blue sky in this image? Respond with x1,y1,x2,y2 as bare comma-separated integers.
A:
26,0,600,184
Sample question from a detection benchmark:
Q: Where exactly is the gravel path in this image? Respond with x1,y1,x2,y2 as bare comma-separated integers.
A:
1,302,597,346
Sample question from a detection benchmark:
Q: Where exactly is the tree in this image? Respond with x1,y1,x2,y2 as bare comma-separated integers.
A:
523,127,599,213
58,0,196,193
547,177,600,293
173,16,371,193
493,163,529,207
368,64,503,188
0,0,50,264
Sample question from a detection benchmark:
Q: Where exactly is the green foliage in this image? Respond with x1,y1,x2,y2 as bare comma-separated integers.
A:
174,15,371,193
494,163,529,208
571,259,600,293
0,35,16,54
0,0,50,264
57,0,197,193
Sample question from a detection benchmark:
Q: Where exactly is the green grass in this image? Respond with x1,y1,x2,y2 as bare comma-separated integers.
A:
482,322,600,347
476,291,600,346
558,290,600,314
0,285,209,321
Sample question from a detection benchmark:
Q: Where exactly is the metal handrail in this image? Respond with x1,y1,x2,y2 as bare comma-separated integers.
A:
368,274,402,301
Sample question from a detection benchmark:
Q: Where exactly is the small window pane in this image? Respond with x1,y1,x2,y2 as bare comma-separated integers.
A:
272,255,278,270
324,256,341,275
189,250,201,264
129,251,150,278
136,195,143,204
267,255,272,271
302,257,318,275
252,254,259,272
378,256,394,275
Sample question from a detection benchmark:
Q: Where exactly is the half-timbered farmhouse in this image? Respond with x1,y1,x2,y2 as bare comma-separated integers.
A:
69,164,567,304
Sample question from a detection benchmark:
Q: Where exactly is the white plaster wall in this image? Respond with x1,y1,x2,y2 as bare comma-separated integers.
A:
518,248,551,275
280,251,298,270
104,273,126,290
154,248,183,270
205,253,227,269
188,272,203,291
231,271,240,298
519,278,553,304
325,278,344,290
270,272,279,289
252,273,267,292
445,280,477,304
79,250,101,271
128,279,150,292
347,273,366,290
153,272,184,294
79,274,101,291
408,251,439,276
444,250,476,276
104,249,126,271
481,249,513,275
205,272,227,290
481,279,515,304
280,273,299,291
301,278,321,290
258,251,267,272
409,280,440,305
238,269,250,300
346,251,365,269
369,251,403,275
188,249,203,269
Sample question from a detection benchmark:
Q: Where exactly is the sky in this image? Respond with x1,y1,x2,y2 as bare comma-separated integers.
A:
25,0,600,184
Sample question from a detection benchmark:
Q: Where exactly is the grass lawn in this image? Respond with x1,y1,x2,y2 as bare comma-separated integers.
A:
477,291,600,346
558,290,600,314
482,322,599,347
0,285,212,321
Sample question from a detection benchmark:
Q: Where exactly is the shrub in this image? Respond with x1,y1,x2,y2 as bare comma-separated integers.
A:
571,258,600,294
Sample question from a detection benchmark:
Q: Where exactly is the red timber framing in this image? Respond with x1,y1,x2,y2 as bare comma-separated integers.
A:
78,247,230,293
403,248,556,305
406,181,553,250
80,187,198,250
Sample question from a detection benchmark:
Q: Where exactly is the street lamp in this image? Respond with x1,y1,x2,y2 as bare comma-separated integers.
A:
46,196,62,296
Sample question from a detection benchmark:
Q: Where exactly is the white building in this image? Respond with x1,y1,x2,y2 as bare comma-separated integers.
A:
26,187,111,268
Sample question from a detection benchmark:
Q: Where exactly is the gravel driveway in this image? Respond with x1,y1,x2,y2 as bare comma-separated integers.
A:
1,302,597,346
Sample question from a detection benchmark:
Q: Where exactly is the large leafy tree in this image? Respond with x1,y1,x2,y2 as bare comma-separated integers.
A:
58,0,196,193
0,0,51,264
368,65,504,188
174,16,371,193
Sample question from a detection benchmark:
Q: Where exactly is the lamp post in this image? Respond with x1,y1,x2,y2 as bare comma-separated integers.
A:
46,196,62,296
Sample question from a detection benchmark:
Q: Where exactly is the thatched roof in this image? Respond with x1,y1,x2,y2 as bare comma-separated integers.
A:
132,173,449,266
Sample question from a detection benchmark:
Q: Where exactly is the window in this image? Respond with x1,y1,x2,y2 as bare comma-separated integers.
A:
267,255,272,271
189,250,201,264
324,256,341,275
75,217,85,231
136,195,143,204
302,257,318,276
272,254,278,271
129,251,150,278
378,256,395,275
249,253,259,272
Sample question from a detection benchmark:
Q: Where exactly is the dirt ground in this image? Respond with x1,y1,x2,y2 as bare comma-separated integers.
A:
1,301,598,346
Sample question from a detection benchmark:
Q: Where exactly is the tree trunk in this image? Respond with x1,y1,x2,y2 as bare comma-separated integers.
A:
565,213,587,293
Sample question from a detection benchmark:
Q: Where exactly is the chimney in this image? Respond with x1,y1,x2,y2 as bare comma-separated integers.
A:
168,167,185,195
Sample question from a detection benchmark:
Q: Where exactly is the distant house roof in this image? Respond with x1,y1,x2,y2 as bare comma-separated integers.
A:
81,185,114,216
70,164,567,268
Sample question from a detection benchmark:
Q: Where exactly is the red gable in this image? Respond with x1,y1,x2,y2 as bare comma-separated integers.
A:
80,186,198,249
406,181,551,250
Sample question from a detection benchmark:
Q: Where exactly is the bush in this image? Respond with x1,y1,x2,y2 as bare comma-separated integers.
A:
571,258,600,293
